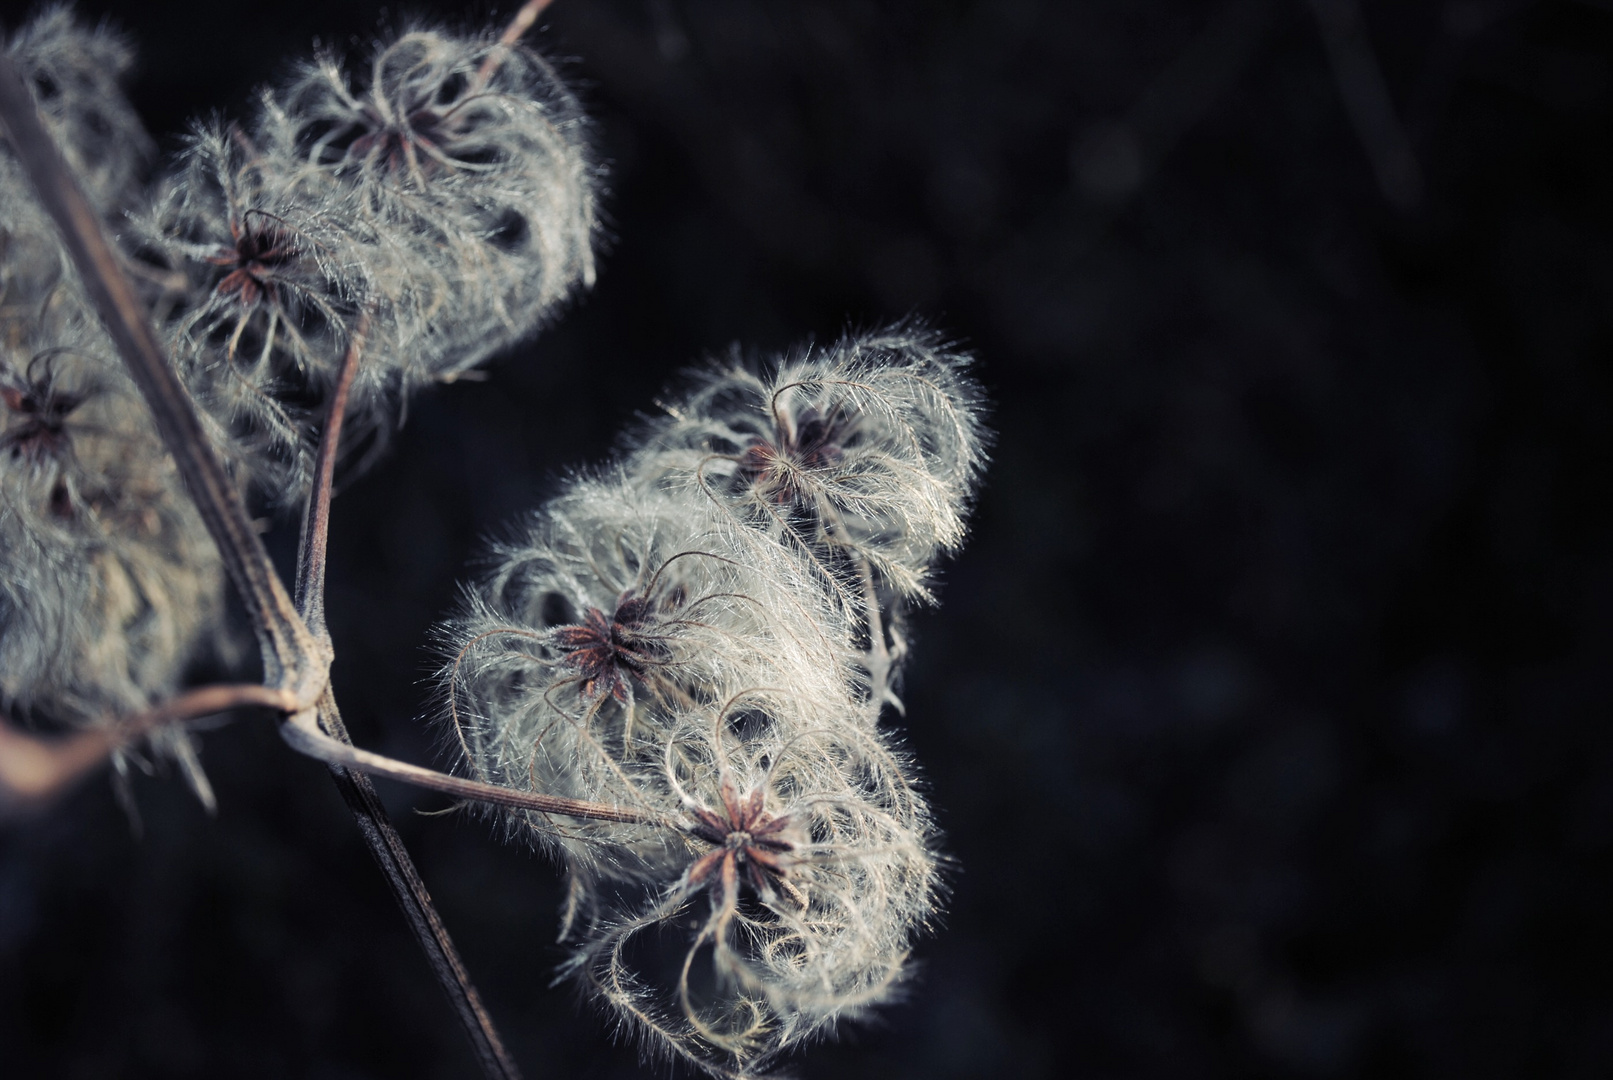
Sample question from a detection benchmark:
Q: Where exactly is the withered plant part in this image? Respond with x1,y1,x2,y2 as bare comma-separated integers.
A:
634,324,988,711
557,690,939,1080
0,298,224,813
131,123,363,498
4,5,153,211
258,21,598,392
441,475,855,890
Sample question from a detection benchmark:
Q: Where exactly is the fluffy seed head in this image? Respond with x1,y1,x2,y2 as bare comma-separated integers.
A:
0,300,224,730
439,472,857,886
258,26,599,385
633,324,989,607
565,690,938,1079
130,26,600,502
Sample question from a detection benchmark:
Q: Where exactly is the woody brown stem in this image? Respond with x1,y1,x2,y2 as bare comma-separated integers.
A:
295,313,368,640
305,691,529,1080
283,706,657,824
0,684,296,815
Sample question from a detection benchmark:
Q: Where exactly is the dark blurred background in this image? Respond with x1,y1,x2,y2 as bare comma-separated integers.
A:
4,0,1613,1076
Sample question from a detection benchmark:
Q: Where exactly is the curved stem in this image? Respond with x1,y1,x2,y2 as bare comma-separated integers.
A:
281,707,659,825
295,313,368,640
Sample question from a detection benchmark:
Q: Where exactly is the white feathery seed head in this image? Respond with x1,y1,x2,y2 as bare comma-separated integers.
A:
257,25,598,386
129,25,599,502
433,326,988,1072
130,121,366,498
0,295,224,740
565,687,938,1079
633,323,988,608
439,471,858,884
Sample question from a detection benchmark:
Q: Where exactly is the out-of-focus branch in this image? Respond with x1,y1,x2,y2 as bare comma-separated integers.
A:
0,684,297,816
1073,0,1279,203
1304,0,1424,210
0,54,326,701
474,0,557,87
500,0,557,46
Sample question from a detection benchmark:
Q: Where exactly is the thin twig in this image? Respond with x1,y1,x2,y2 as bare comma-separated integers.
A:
474,0,557,87
283,708,658,824
295,313,368,640
287,316,533,1079
0,721,114,811
501,0,557,46
309,691,529,1080
0,683,296,814
0,54,325,700
1303,0,1424,210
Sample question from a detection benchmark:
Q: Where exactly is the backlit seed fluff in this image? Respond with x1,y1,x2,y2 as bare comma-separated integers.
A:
632,324,989,608
130,122,372,498
562,690,938,1079
257,26,599,385
439,472,858,889
0,301,224,743
436,333,976,1073
130,27,598,500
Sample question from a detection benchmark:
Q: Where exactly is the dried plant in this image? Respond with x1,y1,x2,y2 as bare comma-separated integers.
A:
0,4,984,1079
631,326,988,711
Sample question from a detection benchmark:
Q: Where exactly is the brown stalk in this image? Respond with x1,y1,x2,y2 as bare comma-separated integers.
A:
474,0,557,87
0,683,297,815
290,319,530,1079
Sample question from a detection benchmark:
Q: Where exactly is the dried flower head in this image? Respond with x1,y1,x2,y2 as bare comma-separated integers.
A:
130,123,364,496
258,25,598,387
563,688,938,1079
440,473,855,890
630,325,988,713
0,299,224,755
127,26,599,502
635,325,988,607
433,324,989,1072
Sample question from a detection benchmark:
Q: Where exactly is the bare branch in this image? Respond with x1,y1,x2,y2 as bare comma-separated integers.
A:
474,0,557,88
0,684,297,816
0,722,115,813
307,691,525,1080
1304,0,1424,210
501,0,557,47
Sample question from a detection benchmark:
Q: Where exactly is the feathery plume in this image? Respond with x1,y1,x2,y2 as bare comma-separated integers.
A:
631,324,988,709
